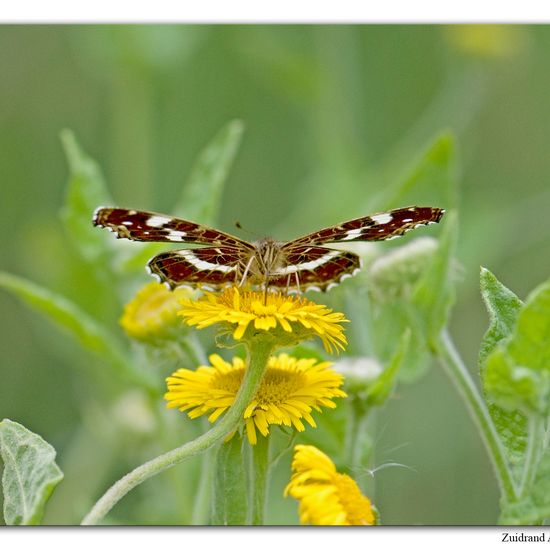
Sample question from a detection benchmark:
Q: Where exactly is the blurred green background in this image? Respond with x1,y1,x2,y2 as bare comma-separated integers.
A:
1,25,549,525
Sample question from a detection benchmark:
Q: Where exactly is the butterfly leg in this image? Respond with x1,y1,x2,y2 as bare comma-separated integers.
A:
294,272,302,295
284,274,292,296
238,256,255,287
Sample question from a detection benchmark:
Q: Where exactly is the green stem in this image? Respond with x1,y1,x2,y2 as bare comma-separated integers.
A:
519,414,544,498
81,339,274,525
436,329,518,503
249,435,271,525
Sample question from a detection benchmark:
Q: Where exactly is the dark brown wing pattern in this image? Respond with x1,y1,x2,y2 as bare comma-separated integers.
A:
286,206,445,247
93,207,252,249
148,247,248,289
269,246,361,292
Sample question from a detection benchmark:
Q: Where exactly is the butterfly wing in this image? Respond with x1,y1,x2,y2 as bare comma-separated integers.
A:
93,207,253,249
269,245,361,292
148,246,251,289
285,206,445,247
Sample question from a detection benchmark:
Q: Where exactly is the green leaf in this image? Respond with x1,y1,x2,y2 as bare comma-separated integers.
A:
59,129,114,263
411,210,458,345
479,267,523,367
120,120,245,272
174,119,245,224
366,329,410,407
378,131,459,212
371,301,431,383
499,449,550,525
484,277,550,416
0,419,63,525
479,268,527,477
374,211,456,382
211,436,247,525
0,271,156,391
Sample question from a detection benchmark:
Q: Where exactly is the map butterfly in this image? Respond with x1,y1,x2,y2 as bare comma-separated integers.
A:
93,206,445,292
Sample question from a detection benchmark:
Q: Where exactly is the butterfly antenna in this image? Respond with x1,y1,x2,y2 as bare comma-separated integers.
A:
234,221,261,240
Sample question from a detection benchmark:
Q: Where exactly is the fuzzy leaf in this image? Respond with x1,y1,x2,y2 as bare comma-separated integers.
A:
484,277,550,415
0,419,63,525
175,119,244,224
479,267,523,366
59,129,114,263
479,268,527,477
499,449,550,525
0,271,156,390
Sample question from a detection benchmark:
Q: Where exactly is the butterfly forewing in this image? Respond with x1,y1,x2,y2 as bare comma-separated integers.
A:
285,206,445,247
93,207,252,249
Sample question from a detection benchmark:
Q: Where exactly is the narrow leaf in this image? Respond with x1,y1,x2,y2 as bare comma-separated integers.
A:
0,419,63,525
380,132,458,211
411,209,458,345
59,129,114,263
0,271,156,390
120,120,245,272
175,119,245,225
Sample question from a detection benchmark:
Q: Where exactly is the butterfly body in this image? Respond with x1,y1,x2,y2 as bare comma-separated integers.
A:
93,206,444,292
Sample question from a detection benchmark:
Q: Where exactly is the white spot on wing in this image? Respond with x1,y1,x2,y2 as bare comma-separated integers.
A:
274,251,341,275
166,230,187,241
342,228,363,241
177,250,236,273
147,215,171,228
371,213,393,225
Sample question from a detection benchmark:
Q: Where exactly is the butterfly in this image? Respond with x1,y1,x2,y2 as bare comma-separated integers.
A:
93,206,445,292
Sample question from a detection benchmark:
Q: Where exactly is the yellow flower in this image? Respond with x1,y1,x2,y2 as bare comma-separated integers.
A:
178,287,348,353
285,444,376,526
120,281,195,344
165,353,347,445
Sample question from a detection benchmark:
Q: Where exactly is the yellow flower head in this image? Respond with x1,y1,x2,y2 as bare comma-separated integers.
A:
165,353,347,445
120,281,195,344
285,444,376,526
178,287,348,354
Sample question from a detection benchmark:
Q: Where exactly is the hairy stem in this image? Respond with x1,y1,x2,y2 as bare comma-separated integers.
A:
436,329,518,503
519,414,544,498
81,340,273,525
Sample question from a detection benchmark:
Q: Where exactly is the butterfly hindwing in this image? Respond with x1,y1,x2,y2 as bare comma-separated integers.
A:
269,245,361,291
147,246,247,289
